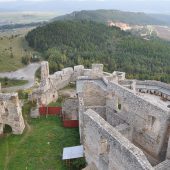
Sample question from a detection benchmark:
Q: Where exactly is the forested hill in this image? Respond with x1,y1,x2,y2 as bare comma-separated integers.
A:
52,10,170,25
26,20,170,83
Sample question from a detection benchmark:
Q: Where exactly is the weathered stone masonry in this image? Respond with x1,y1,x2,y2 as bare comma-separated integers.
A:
33,61,170,170
0,93,25,134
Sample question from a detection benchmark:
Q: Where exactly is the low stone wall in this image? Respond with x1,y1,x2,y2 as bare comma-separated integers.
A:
136,80,170,100
119,80,170,101
83,109,153,170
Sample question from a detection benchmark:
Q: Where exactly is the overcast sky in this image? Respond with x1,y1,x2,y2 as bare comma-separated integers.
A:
0,0,170,14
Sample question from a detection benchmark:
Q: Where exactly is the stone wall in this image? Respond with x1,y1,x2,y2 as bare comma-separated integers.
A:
120,79,170,101
82,82,106,107
154,159,170,170
83,109,153,170
0,93,25,134
31,62,87,105
106,81,170,159
41,61,49,80
62,98,79,120
30,62,170,169
85,106,106,120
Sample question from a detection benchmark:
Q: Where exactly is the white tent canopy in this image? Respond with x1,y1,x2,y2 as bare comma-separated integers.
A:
62,145,84,160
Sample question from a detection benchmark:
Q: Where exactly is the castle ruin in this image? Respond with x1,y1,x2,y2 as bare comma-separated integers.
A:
31,61,170,170
0,90,25,135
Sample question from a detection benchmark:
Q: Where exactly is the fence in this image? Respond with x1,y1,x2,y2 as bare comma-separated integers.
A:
39,106,79,128
39,107,62,115
63,120,79,128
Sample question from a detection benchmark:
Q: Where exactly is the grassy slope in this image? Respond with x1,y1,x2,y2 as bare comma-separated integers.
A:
0,78,28,88
0,102,80,170
0,28,35,72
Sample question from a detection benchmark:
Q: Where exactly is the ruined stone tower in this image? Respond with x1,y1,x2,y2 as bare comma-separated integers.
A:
0,93,25,134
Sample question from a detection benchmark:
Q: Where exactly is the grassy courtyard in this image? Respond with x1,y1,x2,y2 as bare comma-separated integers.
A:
0,102,81,170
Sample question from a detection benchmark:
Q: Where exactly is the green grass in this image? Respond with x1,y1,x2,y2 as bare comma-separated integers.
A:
0,102,81,170
62,83,76,90
48,97,65,107
0,29,35,72
48,102,62,107
0,78,28,88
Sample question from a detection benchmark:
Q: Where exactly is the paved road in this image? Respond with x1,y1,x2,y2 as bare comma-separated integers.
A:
0,63,41,92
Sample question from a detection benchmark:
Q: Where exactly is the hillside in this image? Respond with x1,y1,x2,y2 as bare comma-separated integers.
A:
52,10,170,26
0,28,36,72
26,20,170,83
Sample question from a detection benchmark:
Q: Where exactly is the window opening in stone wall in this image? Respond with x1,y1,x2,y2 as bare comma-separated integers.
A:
117,98,122,111
147,115,156,129
118,103,121,110
150,116,156,129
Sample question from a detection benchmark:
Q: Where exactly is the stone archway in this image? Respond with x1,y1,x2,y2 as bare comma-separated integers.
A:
0,93,25,135
3,124,12,134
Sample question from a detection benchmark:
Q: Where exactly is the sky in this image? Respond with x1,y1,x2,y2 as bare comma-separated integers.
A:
0,0,170,14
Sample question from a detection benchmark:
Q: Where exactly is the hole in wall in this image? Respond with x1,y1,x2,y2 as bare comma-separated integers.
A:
118,103,122,110
3,124,12,134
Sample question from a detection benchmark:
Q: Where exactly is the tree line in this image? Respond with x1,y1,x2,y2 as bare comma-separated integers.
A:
26,20,170,83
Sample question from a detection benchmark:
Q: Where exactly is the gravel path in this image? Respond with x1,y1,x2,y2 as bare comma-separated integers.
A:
0,63,40,92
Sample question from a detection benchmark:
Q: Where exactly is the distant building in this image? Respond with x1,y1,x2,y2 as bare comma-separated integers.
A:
107,20,131,31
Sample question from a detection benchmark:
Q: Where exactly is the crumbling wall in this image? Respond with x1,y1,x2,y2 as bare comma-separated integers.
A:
31,63,85,105
106,81,170,159
154,159,170,170
136,80,170,101
83,109,153,170
82,82,106,106
72,65,84,81
62,98,79,120
0,93,25,134
84,64,103,79
41,61,49,80
114,123,132,141
166,137,170,159
85,106,106,120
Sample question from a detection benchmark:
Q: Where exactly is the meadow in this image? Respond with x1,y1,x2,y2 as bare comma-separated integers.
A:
0,28,35,72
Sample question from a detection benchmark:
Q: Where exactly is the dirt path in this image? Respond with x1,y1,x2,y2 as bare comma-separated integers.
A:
0,63,40,92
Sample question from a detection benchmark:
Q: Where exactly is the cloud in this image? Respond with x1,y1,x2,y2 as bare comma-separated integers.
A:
0,0,17,2
0,0,108,1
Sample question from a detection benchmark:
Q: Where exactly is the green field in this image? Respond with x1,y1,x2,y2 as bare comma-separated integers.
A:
0,102,82,170
0,28,35,72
